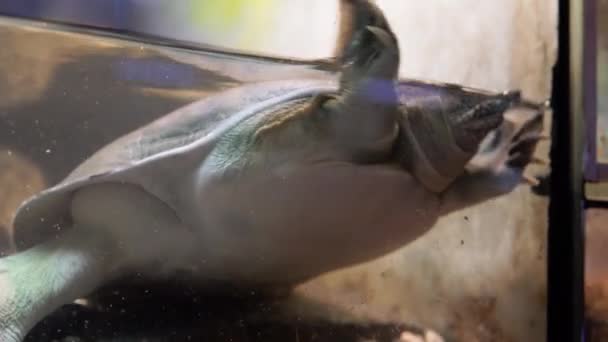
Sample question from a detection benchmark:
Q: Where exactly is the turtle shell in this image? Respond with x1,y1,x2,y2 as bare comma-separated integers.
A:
11,74,530,252
12,79,337,251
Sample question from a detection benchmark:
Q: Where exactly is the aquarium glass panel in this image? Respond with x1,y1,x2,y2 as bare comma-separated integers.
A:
0,1,555,341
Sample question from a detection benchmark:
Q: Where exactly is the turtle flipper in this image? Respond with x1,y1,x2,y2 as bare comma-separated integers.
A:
438,109,545,215
335,0,397,67
0,228,112,342
319,0,400,161
0,183,190,340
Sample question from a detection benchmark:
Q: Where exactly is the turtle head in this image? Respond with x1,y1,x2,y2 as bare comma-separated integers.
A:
395,83,523,193
446,90,521,153
327,0,526,194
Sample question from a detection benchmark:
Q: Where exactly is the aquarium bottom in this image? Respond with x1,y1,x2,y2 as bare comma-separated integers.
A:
25,286,429,342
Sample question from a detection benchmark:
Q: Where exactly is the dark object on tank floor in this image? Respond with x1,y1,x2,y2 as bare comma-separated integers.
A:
26,293,419,342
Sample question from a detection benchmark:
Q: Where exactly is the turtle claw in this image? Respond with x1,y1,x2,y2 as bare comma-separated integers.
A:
502,106,544,167
494,109,546,191
441,107,547,213
465,105,546,192
506,133,544,169
523,173,541,187
531,155,550,165
512,110,543,138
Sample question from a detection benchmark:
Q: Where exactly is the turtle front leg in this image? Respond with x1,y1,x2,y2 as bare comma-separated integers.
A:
0,228,114,341
438,110,545,215
320,0,401,161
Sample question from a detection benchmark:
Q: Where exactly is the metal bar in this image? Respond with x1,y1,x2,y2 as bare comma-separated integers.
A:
547,0,585,340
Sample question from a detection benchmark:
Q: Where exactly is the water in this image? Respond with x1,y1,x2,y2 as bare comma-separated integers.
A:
0,1,555,341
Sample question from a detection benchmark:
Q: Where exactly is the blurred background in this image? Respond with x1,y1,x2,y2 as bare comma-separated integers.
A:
0,0,555,90
597,0,608,163
585,0,608,340
0,0,336,58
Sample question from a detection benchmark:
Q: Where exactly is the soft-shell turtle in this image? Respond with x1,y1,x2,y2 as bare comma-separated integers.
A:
0,1,545,340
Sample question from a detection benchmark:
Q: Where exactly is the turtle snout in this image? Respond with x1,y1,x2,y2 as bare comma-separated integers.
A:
449,94,521,153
